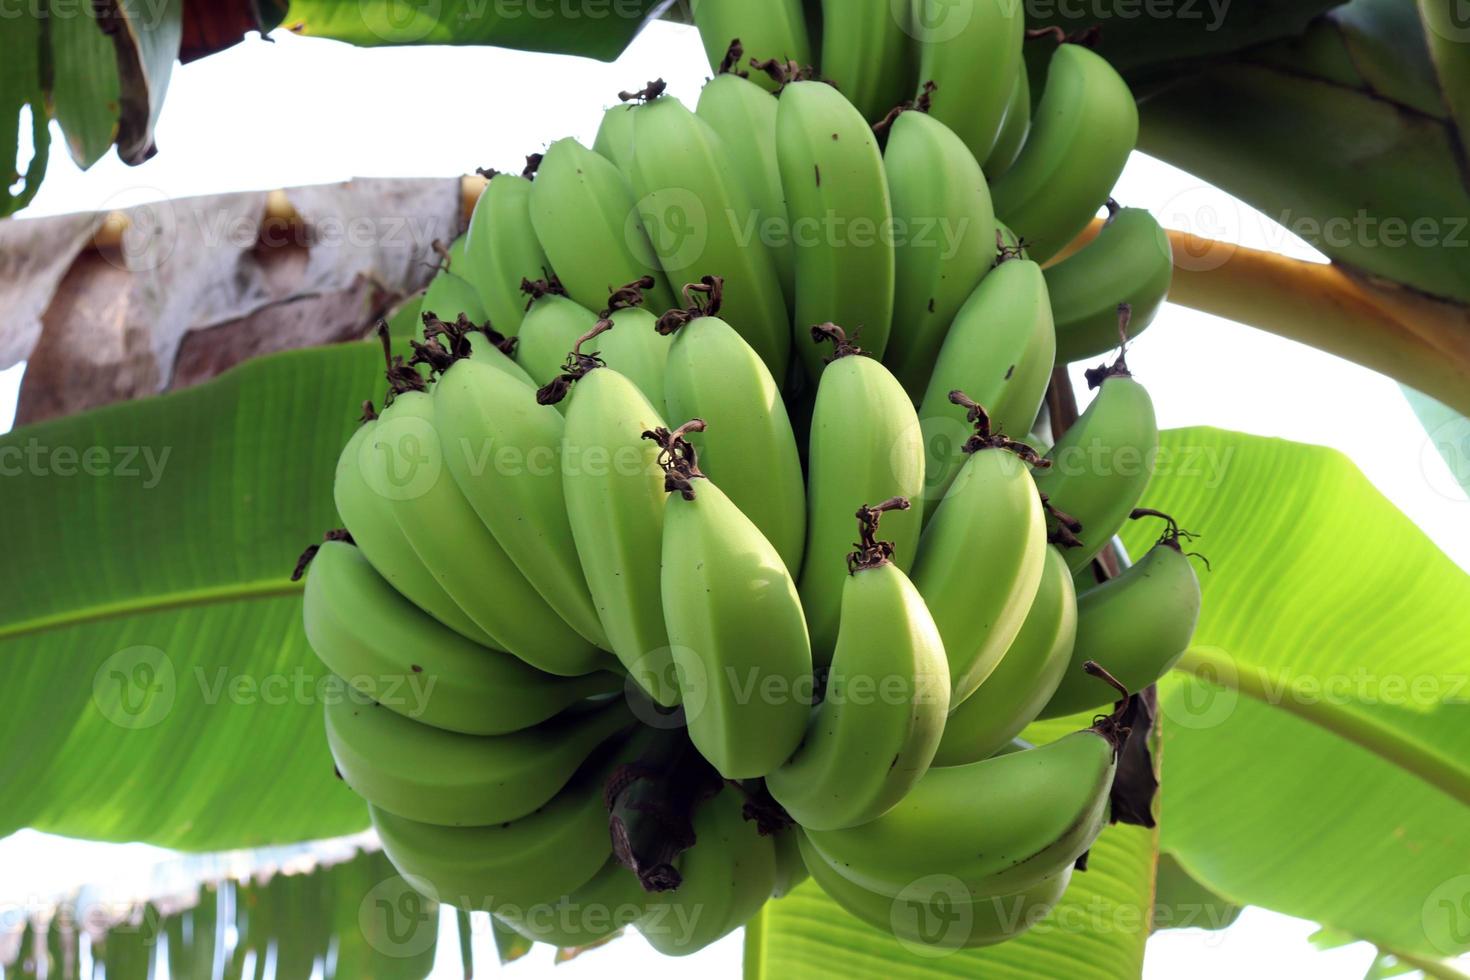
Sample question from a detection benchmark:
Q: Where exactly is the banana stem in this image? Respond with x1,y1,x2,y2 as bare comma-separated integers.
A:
1173,647,1470,809
1062,219,1470,416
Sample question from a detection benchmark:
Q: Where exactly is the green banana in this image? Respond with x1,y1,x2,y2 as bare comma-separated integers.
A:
1045,203,1174,363
604,305,674,409
695,71,796,303
420,267,487,329
1042,525,1201,719
302,540,618,736
517,290,599,392
553,350,679,706
690,0,813,93
371,390,608,676
777,80,896,378
419,313,533,387
818,0,914,122
333,418,498,648
431,348,607,648
593,104,637,172
637,787,777,956
661,303,806,574
917,257,1055,514
495,858,647,948
326,698,633,827
910,397,1047,704
771,827,808,898
881,105,998,399
461,173,553,338
653,421,811,778
803,727,1118,901
933,546,1078,766
767,499,950,829
912,0,1024,164
798,327,926,662
530,137,677,315
991,43,1139,263
1033,354,1159,572
798,831,1073,950
984,66,1030,180
626,94,792,381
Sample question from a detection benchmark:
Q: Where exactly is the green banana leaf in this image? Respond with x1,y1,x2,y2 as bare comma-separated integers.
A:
47,0,123,169
1151,853,1242,932
0,342,382,848
2,6,50,215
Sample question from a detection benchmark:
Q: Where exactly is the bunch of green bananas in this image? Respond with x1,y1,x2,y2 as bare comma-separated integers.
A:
297,1,1206,957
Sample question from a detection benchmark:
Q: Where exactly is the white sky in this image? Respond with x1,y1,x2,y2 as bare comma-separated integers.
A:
3,19,1468,980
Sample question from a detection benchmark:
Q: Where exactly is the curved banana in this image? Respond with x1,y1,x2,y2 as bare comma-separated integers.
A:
1041,530,1201,719
1033,355,1158,572
777,81,896,378
637,787,777,956
803,728,1118,901
882,106,997,398
917,258,1055,514
933,546,1078,766
333,419,498,648
912,0,1024,164
461,174,552,338
627,94,791,381
302,540,618,737
655,423,811,778
432,351,607,648
495,858,647,948
371,391,608,676
798,328,926,662
984,66,1030,180
767,500,950,830
530,137,677,314
690,0,813,93
662,309,805,574
771,828,808,898
555,357,679,706
420,267,488,330
593,104,637,172
818,0,914,122
695,72,795,303
326,698,634,827
1046,204,1173,363
910,400,1047,704
990,43,1139,263
517,291,599,391
603,306,674,409
798,831,1073,950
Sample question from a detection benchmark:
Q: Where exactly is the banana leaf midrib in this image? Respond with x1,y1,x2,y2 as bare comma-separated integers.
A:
0,578,304,643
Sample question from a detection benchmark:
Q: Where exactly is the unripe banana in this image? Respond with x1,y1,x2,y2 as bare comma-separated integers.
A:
990,43,1139,263
432,350,607,648
530,138,677,314
695,71,796,303
626,94,792,382
771,827,808,898
984,66,1030,180
1033,354,1158,572
604,306,674,409
767,500,950,829
653,422,811,778
662,304,805,574
818,0,914,122
372,390,608,676
418,313,533,387
803,727,1118,901
798,831,1073,949
881,106,997,398
637,787,777,956
302,540,618,736
690,0,813,93
777,81,896,378
917,258,1055,515
1041,526,1201,719
1046,204,1173,363
333,418,498,648
495,858,647,948
459,174,552,338
933,545,1077,766
912,0,1024,163
420,267,488,328
593,104,637,172
798,327,926,662
554,352,679,706
910,398,1047,703
326,698,634,827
